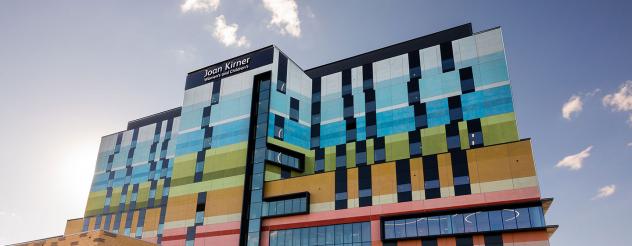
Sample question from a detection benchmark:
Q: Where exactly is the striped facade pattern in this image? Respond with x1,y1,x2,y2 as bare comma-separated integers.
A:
65,24,553,246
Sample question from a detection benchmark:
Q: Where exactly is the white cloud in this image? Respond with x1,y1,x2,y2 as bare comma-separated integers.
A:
585,88,601,97
212,15,250,48
562,95,583,120
262,0,301,37
181,0,220,13
603,80,632,126
556,146,593,170
603,81,632,111
592,184,616,200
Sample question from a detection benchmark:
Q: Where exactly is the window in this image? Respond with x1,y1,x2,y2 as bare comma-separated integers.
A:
273,115,284,140
289,97,299,122
529,206,545,227
374,137,385,163
459,67,475,94
335,169,348,210
277,54,288,93
423,155,441,199
270,222,372,246
211,80,221,104
476,211,490,232
427,216,441,236
488,210,503,231
484,234,503,246
262,193,309,218
265,149,302,171
358,165,372,207
463,212,477,233
467,119,483,147
405,218,418,237
440,42,455,72
516,207,531,229
382,205,547,240
456,236,473,246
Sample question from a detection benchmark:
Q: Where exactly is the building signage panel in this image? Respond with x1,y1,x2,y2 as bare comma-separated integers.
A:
185,46,274,90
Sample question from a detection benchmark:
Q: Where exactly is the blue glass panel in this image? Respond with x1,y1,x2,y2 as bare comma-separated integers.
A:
461,85,513,120
529,206,545,227
426,98,450,127
488,210,503,231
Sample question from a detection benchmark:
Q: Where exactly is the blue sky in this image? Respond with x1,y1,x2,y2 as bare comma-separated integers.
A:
0,0,631,245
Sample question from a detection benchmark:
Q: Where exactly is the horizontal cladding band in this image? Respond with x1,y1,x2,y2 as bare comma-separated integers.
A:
162,229,241,242
262,186,540,231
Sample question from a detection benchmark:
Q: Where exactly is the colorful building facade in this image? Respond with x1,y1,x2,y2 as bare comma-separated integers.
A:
64,23,556,246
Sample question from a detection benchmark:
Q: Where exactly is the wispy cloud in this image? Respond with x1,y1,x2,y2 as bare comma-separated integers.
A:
556,146,593,170
628,142,632,147
562,95,583,120
181,0,220,13
211,15,250,48
603,80,632,126
262,0,301,37
592,184,616,200
561,89,601,120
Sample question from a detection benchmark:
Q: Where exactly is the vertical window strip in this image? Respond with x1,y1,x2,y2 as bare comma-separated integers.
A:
335,168,348,210
459,67,475,94
422,155,440,199
358,165,372,207
395,159,412,202
211,80,221,105
277,54,288,93
311,77,321,149
289,97,300,122
440,42,455,73
450,150,471,196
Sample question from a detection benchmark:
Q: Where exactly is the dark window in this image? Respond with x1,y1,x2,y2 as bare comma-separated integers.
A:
467,119,483,147
289,97,299,122
448,96,462,122
456,236,473,246
211,80,221,104
440,42,455,72
274,114,284,140
345,117,356,142
315,148,325,173
362,63,373,90
423,155,440,199
451,150,471,196
374,137,385,163
342,69,352,96
395,159,412,202
277,54,288,93
358,165,372,207
446,122,461,150
407,79,421,104
355,140,367,166
335,169,348,210
414,103,428,129
335,144,346,169
408,51,422,79
484,234,503,246
409,130,422,157
422,239,438,246
459,67,475,93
